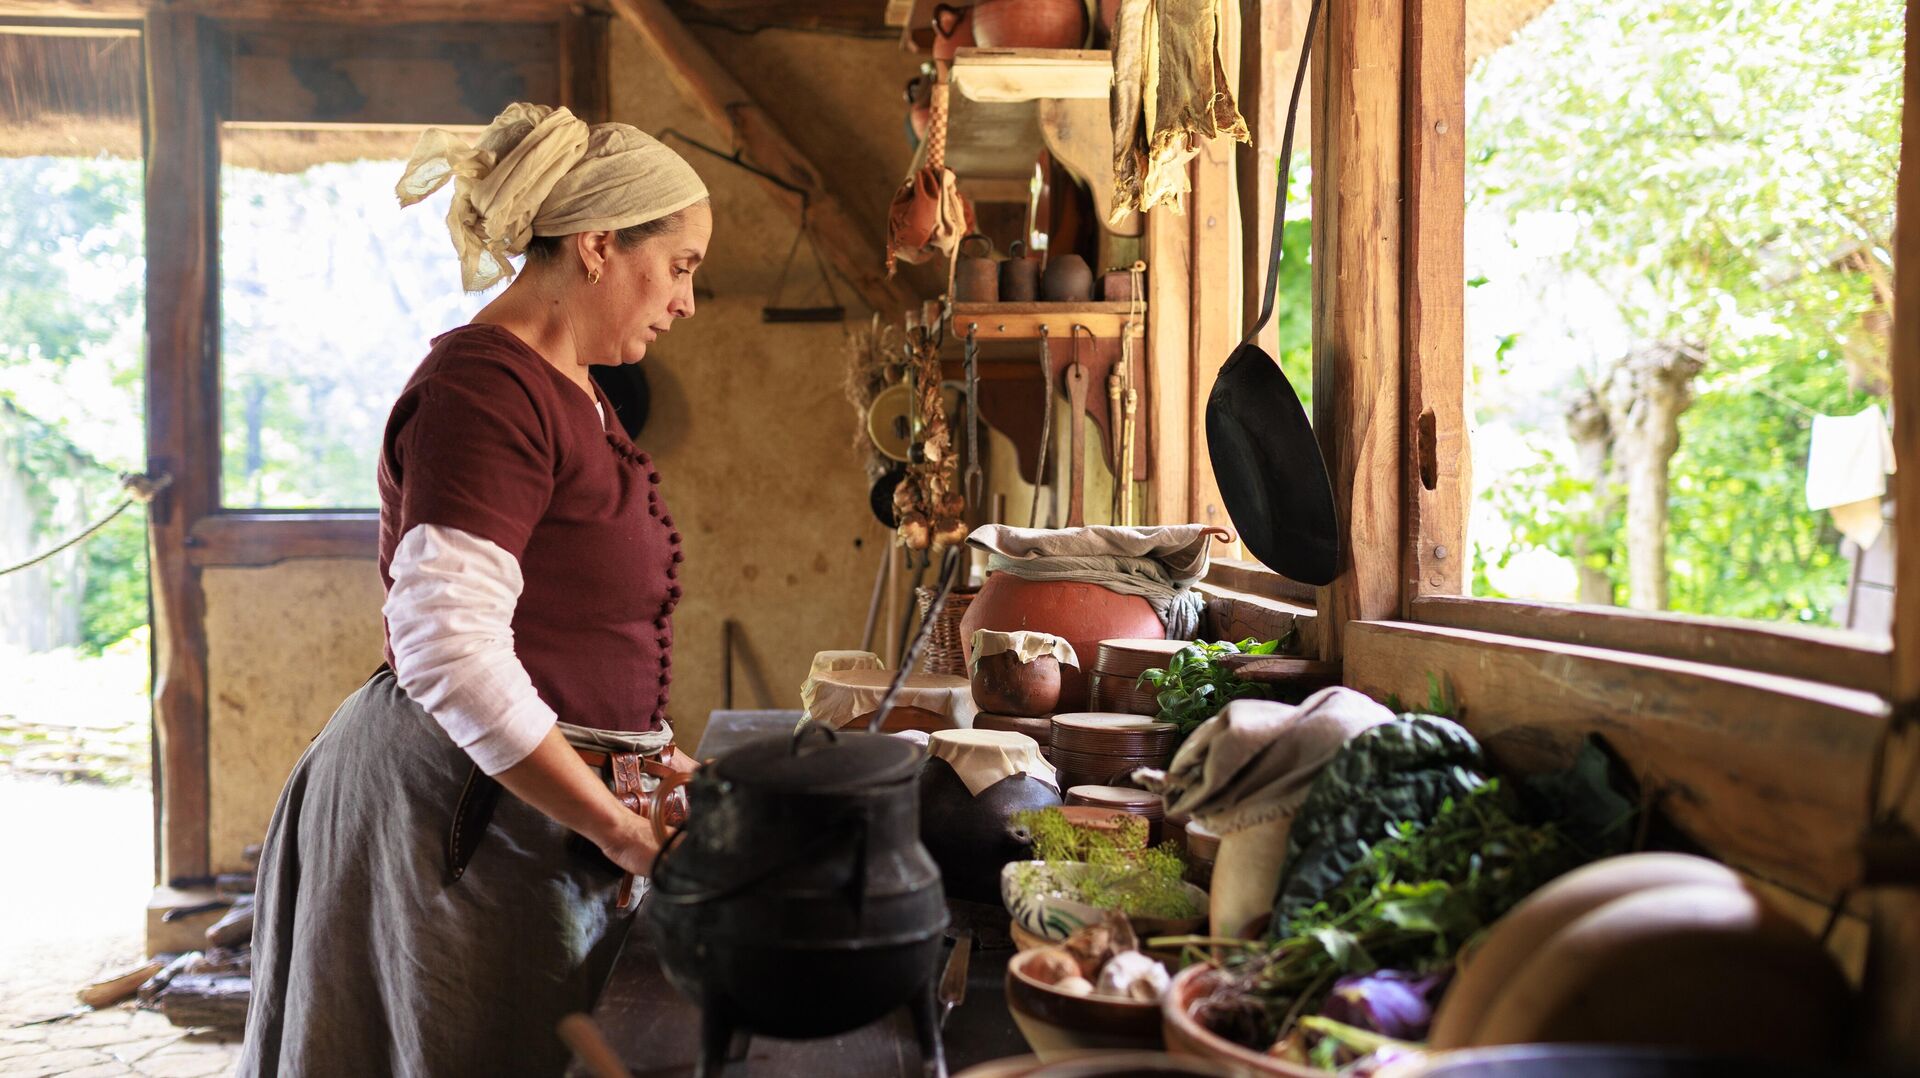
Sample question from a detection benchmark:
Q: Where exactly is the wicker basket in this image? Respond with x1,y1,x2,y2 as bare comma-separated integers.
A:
914,585,978,676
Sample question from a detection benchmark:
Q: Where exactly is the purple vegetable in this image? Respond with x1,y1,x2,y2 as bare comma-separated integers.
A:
1318,970,1448,1040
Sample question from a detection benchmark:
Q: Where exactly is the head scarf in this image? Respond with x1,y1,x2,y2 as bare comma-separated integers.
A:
396,102,709,292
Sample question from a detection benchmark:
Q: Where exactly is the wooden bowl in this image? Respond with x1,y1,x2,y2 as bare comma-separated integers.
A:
1052,714,1178,756
1006,946,1165,1058
1093,639,1192,681
1161,964,1322,1077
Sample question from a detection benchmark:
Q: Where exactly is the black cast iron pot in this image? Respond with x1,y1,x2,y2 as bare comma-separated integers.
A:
646,726,950,1056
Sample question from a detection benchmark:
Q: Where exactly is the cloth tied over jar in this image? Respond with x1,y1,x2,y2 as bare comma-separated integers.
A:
968,629,1081,672
927,729,1057,796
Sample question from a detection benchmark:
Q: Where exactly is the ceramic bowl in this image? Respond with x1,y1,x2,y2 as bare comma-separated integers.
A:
1161,964,1321,1077
1006,946,1165,1058
1001,860,1208,942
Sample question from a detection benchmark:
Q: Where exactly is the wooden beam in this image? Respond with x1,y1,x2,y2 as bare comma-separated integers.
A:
1237,0,1306,359
560,7,612,124
186,515,378,567
1400,0,1466,614
222,20,560,126
1,0,568,21
1344,620,1885,900
1189,119,1237,541
1312,0,1403,658
144,9,216,885
604,0,916,315
1414,596,1893,697
1871,0,1920,1060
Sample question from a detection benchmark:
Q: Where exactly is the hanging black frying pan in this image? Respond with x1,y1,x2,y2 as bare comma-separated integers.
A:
1205,0,1339,587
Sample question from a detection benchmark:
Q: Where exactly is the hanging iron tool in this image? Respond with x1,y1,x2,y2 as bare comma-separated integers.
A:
963,322,984,512
1028,325,1054,528
1065,325,1094,528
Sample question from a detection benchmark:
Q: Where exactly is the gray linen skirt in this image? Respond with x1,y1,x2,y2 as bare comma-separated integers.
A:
238,669,637,1077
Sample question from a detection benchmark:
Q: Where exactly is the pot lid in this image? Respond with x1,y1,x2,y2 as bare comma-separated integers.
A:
712,728,925,792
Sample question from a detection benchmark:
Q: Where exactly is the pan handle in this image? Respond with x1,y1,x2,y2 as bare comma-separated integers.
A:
1240,0,1325,350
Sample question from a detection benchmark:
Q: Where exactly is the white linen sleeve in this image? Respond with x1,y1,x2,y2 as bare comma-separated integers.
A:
383,523,558,774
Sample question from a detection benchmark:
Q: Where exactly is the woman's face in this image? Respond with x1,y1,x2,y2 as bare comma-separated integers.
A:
583,202,713,365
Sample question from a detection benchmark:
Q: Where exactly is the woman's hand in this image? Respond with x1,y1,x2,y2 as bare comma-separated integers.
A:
596,812,666,877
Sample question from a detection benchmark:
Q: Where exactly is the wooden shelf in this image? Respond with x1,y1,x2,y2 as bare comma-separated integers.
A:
947,300,1146,342
949,48,1113,103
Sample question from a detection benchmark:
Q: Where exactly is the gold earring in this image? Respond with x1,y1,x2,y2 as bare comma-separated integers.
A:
587,268,602,285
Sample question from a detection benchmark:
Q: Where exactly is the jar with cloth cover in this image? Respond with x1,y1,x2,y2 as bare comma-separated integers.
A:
959,524,1228,711
919,728,1061,904
969,629,1080,716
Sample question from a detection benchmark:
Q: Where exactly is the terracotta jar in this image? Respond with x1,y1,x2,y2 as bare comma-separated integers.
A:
971,0,1089,49
1042,253,1093,302
960,574,1164,711
971,650,1060,715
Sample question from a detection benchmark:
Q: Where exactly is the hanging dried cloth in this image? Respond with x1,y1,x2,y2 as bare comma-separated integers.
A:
1109,0,1249,221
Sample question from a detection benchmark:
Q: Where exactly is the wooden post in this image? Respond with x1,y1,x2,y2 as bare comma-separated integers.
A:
1190,132,1238,541
1146,199,1192,527
604,0,916,315
1399,0,1467,615
144,9,217,885
1872,0,1920,1060
1311,0,1404,659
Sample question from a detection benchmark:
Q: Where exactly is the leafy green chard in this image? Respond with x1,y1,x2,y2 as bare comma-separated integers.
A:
1136,638,1284,744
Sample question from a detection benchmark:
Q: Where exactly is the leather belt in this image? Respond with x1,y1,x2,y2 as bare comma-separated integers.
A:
447,744,678,911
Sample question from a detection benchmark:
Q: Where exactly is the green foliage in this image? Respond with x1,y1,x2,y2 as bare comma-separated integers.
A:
1012,806,1199,919
1137,638,1282,743
79,512,149,654
1466,0,1899,624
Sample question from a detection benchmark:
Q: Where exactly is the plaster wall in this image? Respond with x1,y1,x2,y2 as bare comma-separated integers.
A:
203,559,384,872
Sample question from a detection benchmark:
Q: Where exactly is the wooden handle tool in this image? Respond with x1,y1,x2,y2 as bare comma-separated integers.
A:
1107,370,1124,523
1064,361,1089,527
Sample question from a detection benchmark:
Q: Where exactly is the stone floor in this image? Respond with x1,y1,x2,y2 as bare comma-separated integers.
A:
0,778,242,1077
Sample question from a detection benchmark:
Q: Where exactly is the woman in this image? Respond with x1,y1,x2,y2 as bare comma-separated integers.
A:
239,103,711,1076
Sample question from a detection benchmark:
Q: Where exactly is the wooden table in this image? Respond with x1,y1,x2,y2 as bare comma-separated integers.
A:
586,902,1030,1077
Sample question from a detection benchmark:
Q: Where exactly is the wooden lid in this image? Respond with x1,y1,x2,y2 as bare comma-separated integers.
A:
1065,784,1164,813
1092,638,1191,678
1050,712,1177,755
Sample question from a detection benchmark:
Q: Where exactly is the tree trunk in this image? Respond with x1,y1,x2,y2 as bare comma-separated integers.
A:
1603,342,1705,611
1566,386,1614,605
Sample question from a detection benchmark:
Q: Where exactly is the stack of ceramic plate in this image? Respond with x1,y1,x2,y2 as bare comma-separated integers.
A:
974,712,1056,756
1089,638,1189,716
1064,784,1166,844
1049,713,1178,792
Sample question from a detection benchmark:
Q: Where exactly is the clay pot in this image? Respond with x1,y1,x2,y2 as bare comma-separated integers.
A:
972,650,1062,715
960,574,1164,711
1162,965,1320,1076
906,74,934,144
932,2,976,61
971,0,1089,49
955,233,1001,303
1001,239,1041,302
1043,253,1094,302
919,754,1061,904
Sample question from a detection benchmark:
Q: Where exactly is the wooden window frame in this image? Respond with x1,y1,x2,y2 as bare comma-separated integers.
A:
1301,0,1919,991
142,9,603,883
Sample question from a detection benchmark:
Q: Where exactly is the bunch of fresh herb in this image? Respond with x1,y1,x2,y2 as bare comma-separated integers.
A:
1011,807,1199,920
1179,780,1596,1055
1136,638,1283,743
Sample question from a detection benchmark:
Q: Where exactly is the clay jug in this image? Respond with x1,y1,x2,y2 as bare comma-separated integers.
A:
1042,252,1093,302
919,756,1060,905
931,3,976,61
971,0,1089,49
959,574,1163,711
1000,239,1041,302
905,73,934,144
954,233,1000,303
970,650,1060,715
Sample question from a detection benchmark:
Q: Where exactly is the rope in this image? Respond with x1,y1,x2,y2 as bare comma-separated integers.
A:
0,472,171,578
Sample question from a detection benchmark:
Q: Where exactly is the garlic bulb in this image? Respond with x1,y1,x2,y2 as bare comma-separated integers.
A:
1053,976,1095,997
1096,951,1170,1002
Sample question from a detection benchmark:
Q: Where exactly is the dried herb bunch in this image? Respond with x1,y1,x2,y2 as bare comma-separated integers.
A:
842,312,904,482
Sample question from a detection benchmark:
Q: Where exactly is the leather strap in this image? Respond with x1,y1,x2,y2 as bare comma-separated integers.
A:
446,764,503,884
1239,0,1326,351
